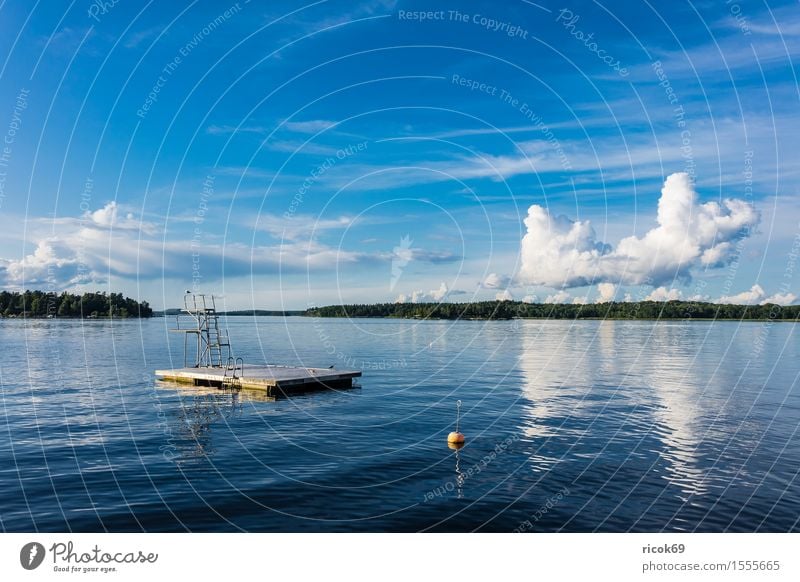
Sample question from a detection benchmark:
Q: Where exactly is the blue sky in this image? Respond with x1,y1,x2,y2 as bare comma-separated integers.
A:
0,0,797,309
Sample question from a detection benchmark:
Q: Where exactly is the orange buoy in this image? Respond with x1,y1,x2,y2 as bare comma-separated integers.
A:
447,431,465,444
447,400,465,444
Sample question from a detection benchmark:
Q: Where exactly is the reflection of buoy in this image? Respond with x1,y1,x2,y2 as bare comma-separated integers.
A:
447,400,465,444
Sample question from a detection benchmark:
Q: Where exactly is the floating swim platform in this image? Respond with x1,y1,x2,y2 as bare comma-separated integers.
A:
158,293,362,397
154,365,361,397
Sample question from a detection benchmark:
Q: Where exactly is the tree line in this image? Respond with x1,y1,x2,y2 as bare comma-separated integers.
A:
0,290,153,318
305,300,800,321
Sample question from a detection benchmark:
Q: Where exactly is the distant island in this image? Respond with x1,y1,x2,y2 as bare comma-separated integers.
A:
159,308,305,317
0,290,153,318
305,300,800,321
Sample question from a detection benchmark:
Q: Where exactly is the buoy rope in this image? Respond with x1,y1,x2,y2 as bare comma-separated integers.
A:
455,400,461,433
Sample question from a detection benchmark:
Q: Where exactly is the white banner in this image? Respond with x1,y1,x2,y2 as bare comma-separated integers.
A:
1,533,797,581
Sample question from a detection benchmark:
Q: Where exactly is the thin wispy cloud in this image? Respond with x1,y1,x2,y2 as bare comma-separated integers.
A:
123,25,162,49
206,124,269,135
282,119,337,134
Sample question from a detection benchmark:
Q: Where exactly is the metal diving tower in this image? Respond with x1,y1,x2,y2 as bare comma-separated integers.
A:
170,293,234,369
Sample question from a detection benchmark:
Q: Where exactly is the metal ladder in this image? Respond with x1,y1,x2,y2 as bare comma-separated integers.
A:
223,357,245,387
205,296,231,367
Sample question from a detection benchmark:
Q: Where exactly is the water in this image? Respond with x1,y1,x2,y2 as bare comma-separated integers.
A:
0,316,798,532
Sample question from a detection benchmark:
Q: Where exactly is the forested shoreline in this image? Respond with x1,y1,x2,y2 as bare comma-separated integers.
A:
0,291,153,318
305,300,800,321
3,292,797,321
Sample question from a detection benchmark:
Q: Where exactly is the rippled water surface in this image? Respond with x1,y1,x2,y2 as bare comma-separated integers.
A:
1,317,798,532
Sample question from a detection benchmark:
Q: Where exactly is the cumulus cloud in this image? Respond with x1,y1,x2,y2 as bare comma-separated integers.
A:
517,173,759,288
718,285,797,305
482,273,512,289
395,282,462,303
85,200,155,233
495,289,514,301
762,292,797,305
646,286,683,301
718,284,765,305
595,282,617,303
0,202,161,287
686,294,710,301
522,295,537,303
544,290,571,304
0,238,87,287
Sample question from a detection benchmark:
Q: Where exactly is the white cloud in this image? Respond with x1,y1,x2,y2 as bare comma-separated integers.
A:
482,273,511,289
82,200,153,232
88,202,118,227
0,238,86,287
123,25,162,49
255,213,354,241
265,140,343,156
0,202,391,288
571,295,588,305
496,289,514,301
762,292,797,305
430,282,450,301
206,124,267,135
544,290,571,304
522,294,537,303
517,173,759,288
595,282,617,303
282,119,337,134
646,287,683,301
686,294,709,301
719,284,765,305
206,119,338,137
395,282,457,304
719,285,797,306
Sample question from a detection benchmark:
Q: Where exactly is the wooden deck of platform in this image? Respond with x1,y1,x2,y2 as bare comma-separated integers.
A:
154,365,361,397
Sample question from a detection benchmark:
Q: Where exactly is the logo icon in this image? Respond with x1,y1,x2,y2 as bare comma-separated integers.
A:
20,542,45,570
390,235,414,290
